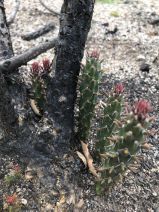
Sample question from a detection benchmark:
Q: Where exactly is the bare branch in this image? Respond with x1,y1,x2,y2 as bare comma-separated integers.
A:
7,0,20,25
0,38,57,73
39,0,60,17
21,23,55,41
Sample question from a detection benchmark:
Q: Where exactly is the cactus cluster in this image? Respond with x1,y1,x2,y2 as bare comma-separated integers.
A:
96,87,152,194
78,51,102,141
78,51,152,195
30,58,51,115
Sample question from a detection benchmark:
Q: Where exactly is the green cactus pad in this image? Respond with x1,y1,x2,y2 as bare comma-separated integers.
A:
78,56,102,141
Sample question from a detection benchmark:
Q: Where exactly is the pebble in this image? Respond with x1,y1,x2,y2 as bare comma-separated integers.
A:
140,63,150,73
149,17,159,25
21,198,28,205
137,55,146,61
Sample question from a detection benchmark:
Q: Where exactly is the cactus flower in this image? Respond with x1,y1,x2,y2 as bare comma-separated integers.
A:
31,62,41,74
114,83,124,94
42,58,51,72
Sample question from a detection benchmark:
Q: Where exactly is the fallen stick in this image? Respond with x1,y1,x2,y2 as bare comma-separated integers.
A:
21,23,56,41
0,38,57,73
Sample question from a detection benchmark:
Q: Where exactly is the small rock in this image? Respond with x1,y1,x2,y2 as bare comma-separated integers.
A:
25,169,37,180
21,198,27,205
140,63,150,73
152,191,158,197
148,17,159,25
105,26,118,35
137,55,145,61
45,203,54,210
102,22,109,27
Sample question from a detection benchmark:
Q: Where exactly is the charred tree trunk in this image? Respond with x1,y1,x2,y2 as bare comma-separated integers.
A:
49,0,95,145
0,1,16,142
0,1,13,61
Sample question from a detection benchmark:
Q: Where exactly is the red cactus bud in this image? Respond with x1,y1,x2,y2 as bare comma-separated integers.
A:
31,62,41,74
6,194,16,205
114,83,124,94
42,58,51,72
13,164,20,173
89,50,100,59
134,100,151,119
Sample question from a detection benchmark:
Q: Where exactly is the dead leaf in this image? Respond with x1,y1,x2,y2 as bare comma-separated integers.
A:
30,99,42,116
75,198,84,209
76,151,87,167
54,205,58,212
56,193,65,207
66,191,76,205
141,143,152,150
81,141,99,178
25,169,37,180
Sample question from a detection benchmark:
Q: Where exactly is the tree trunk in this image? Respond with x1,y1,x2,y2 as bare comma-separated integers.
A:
49,0,95,145
0,0,13,61
0,1,16,142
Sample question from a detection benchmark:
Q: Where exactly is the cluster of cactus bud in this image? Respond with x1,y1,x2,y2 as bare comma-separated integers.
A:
96,85,152,194
30,58,51,115
78,50,102,141
77,51,152,194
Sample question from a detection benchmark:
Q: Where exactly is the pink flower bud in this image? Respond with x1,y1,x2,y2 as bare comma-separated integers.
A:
13,164,20,173
42,58,51,72
114,83,124,94
89,50,100,59
6,194,16,205
133,100,152,120
31,62,41,74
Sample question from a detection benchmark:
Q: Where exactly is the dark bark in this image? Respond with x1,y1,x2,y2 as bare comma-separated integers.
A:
48,0,95,144
0,0,16,141
0,1,13,61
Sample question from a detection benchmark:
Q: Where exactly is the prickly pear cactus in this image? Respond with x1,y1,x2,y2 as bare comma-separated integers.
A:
96,86,152,194
78,51,102,142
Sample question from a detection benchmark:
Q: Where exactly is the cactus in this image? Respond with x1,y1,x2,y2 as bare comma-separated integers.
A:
77,53,152,194
96,85,152,194
30,62,45,114
96,84,124,154
30,59,51,115
78,51,102,142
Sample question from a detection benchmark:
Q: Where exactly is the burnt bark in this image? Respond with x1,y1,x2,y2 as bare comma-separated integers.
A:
0,1,13,60
0,0,16,141
48,0,95,144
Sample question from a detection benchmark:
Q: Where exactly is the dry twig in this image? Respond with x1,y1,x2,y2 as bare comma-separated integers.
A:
7,0,20,25
81,141,99,178
39,0,60,17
